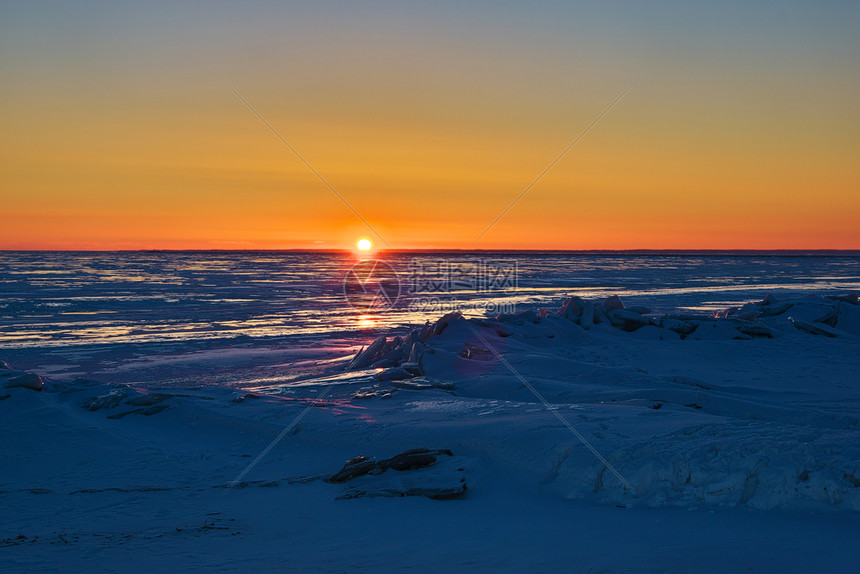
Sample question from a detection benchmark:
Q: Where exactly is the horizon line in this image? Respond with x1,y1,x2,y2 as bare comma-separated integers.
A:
3,248,860,254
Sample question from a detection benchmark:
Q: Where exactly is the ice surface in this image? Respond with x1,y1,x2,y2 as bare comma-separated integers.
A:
3,253,860,571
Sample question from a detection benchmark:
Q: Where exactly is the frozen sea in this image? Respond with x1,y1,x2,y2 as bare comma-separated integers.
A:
2,250,859,388
3,250,860,572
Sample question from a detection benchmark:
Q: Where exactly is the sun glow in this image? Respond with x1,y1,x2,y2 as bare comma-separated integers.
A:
356,238,372,251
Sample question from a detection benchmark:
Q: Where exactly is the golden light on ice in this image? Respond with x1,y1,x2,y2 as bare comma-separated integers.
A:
356,238,372,251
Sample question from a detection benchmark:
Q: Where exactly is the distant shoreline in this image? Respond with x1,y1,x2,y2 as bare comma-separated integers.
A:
3,249,860,257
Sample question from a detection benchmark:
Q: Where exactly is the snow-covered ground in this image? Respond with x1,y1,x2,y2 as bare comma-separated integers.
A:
3,291,860,572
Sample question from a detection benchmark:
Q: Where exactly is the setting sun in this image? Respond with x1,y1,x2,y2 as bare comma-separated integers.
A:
356,238,373,251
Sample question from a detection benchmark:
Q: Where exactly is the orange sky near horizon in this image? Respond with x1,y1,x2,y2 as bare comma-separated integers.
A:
2,2,859,250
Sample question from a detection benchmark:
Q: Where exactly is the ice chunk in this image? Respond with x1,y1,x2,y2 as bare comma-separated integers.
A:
430,310,463,336
326,448,455,482
556,297,585,321
736,323,775,338
3,372,44,391
757,293,779,305
346,335,388,370
83,389,127,410
826,292,859,305
732,303,763,321
329,449,467,500
608,309,650,332
579,301,595,329
662,318,698,335
601,295,624,312
788,317,840,337
835,302,860,336
407,342,426,364
760,302,794,317
784,298,837,324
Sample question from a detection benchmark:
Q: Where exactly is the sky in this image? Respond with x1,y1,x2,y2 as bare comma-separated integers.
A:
2,1,859,250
